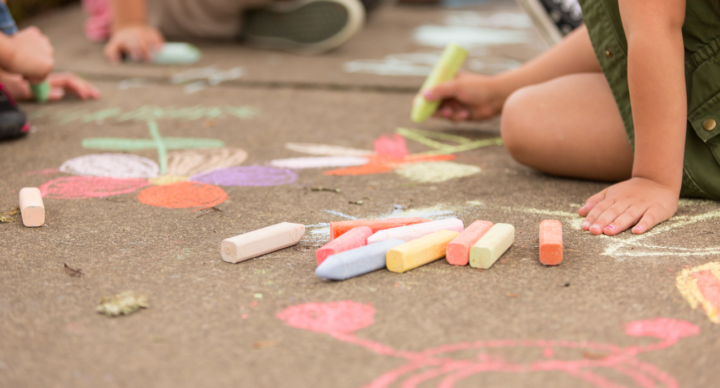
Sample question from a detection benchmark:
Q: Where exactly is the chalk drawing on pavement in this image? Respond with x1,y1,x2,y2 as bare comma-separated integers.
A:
277,301,698,388
676,262,720,324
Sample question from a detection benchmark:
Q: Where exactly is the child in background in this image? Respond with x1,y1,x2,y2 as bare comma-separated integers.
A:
84,0,367,62
423,0,716,236
0,1,100,139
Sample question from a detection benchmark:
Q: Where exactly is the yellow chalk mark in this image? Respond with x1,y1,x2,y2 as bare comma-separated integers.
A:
676,262,720,323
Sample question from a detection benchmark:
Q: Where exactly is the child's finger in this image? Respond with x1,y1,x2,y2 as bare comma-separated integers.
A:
49,73,101,100
578,189,607,217
423,79,460,102
591,201,632,235
632,208,662,234
104,41,121,63
604,205,644,236
582,198,615,233
48,87,64,100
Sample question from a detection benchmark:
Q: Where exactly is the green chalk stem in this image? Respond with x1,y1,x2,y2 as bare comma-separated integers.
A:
396,128,449,149
411,44,468,123
148,120,168,175
30,81,50,103
416,138,503,156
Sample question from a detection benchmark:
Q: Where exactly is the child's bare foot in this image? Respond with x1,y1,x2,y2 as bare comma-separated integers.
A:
422,72,507,122
578,177,679,235
0,72,101,101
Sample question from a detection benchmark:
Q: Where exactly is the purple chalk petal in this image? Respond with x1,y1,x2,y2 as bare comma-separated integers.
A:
191,165,298,187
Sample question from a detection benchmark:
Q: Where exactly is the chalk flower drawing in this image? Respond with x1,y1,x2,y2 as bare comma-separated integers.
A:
676,262,720,323
278,301,698,388
37,105,298,209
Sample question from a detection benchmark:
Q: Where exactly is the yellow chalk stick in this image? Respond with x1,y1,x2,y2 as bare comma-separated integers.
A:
411,43,468,123
469,223,514,269
386,230,459,273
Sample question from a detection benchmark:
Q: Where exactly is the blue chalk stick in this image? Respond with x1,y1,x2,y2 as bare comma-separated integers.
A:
315,239,405,281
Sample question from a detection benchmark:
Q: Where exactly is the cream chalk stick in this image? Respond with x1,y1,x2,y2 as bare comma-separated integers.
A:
386,230,459,273
221,222,305,263
367,218,464,244
19,187,45,227
469,223,514,269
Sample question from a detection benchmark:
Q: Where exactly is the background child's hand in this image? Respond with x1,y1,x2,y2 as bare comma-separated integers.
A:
104,25,164,63
0,71,101,101
3,27,54,82
422,72,507,122
578,177,679,236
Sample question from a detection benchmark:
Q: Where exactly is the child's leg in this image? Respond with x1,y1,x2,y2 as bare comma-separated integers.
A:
501,73,633,182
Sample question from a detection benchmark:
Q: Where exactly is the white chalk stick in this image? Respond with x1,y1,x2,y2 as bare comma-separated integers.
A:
221,222,305,263
367,218,464,244
469,223,514,269
19,187,44,227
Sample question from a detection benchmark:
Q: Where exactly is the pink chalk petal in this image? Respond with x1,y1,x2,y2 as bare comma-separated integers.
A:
276,301,375,334
374,134,409,159
624,318,700,341
40,176,149,199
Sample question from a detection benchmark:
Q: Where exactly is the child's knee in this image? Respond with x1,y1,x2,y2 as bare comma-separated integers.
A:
501,86,538,162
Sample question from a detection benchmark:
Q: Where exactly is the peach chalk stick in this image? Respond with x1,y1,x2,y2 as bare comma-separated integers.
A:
386,230,459,273
316,226,372,265
367,218,464,244
329,217,431,240
539,220,563,265
469,223,515,269
446,220,494,265
18,187,45,227
221,222,305,263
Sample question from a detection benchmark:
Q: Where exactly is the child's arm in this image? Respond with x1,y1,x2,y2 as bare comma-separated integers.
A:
578,0,686,235
0,27,53,82
104,0,164,63
423,25,600,121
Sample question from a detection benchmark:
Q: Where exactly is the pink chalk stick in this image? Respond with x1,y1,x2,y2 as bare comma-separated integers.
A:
446,220,494,265
316,226,373,265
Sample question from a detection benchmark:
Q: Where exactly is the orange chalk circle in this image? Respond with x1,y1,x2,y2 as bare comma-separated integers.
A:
676,262,720,324
324,154,455,176
137,181,228,210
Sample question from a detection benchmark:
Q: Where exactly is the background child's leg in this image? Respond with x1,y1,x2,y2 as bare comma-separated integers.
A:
501,73,633,182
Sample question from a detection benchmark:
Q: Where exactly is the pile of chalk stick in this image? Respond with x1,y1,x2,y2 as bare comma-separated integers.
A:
221,217,563,281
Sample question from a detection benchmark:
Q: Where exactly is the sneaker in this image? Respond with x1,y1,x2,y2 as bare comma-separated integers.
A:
0,84,29,140
517,0,583,46
241,0,365,55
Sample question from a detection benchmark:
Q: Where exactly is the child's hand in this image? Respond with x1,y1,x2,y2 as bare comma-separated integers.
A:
578,177,679,235
3,27,54,82
0,72,101,101
104,25,164,63
422,72,507,122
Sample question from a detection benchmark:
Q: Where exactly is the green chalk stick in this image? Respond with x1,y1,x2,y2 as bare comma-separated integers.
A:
152,43,201,65
411,44,468,124
30,81,50,103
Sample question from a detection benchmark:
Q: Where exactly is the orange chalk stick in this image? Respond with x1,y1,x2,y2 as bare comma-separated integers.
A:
539,220,563,265
446,220,493,266
329,217,431,240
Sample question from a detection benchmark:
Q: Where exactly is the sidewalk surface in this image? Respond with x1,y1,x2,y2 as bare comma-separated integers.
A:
1,1,719,387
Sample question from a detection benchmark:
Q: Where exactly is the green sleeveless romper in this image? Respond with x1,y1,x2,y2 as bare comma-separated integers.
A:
579,0,720,199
